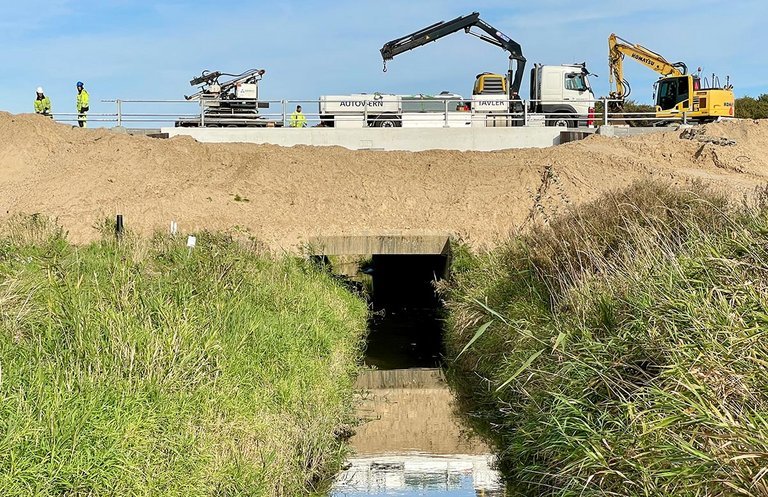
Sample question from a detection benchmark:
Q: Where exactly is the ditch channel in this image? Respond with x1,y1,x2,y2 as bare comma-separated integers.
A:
327,254,505,496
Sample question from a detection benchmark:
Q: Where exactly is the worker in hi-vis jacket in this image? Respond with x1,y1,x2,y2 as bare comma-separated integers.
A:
34,87,52,117
289,105,307,127
76,81,89,128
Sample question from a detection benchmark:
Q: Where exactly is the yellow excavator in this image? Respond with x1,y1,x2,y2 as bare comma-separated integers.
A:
608,33,734,122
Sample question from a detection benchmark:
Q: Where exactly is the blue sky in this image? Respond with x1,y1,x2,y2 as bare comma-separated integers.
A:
3,0,766,124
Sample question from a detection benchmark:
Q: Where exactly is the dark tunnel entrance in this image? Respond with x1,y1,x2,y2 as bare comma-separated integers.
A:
362,254,449,370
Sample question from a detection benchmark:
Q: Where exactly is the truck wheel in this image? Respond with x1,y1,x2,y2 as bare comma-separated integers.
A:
374,117,401,128
548,115,574,128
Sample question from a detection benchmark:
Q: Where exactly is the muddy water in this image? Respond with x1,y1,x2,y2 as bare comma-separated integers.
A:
331,369,504,496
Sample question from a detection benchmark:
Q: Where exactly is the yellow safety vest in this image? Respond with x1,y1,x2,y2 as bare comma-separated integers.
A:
290,111,307,128
34,97,52,114
77,89,90,112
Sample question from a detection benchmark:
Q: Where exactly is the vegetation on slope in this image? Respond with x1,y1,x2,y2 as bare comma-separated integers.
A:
0,216,368,496
444,182,768,496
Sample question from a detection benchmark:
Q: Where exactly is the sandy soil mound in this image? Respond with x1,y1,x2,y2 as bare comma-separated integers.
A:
1,112,766,250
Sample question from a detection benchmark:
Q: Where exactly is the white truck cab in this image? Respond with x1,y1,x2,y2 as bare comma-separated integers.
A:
529,63,595,127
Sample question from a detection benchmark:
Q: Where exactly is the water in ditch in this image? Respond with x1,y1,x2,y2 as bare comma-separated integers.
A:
333,453,504,497
331,308,505,497
328,253,505,496
330,368,505,496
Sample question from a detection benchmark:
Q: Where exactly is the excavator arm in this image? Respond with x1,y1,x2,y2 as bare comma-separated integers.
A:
608,33,687,100
380,12,526,100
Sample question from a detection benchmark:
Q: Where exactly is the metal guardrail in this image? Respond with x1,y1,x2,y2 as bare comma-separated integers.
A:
48,98,690,128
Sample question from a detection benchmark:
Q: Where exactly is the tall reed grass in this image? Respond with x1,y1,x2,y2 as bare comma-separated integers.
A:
445,181,768,496
0,215,368,496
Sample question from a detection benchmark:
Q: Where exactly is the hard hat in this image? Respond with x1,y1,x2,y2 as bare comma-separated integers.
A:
76,81,83,87
36,87,44,93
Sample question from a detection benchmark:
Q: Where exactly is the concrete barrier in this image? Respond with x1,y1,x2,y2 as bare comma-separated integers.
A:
597,125,672,137
307,233,451,256
160,126,564,151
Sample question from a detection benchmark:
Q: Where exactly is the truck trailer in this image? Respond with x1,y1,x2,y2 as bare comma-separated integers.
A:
319,92,474,128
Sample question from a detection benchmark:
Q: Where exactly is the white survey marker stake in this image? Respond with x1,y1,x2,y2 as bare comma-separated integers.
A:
170,221,178,235
187,235,196,248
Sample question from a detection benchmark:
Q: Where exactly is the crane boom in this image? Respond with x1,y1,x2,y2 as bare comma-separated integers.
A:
379,12,526,101
608,33,687,100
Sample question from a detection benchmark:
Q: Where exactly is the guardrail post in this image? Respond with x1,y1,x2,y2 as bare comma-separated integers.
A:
116,99,122,127
199,99,205,127
682,112,688,125
602,97,609,125
364,100,369,127
523,100,528,127
444,100,449,128
282,100,287,127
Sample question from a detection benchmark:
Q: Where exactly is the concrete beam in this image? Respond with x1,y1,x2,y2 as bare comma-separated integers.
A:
160,127,565,151
597,125,669,137
308,233,450,256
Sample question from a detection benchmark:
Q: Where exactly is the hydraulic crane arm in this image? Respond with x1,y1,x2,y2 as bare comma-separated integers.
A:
608,33,687,100
380,12,526,98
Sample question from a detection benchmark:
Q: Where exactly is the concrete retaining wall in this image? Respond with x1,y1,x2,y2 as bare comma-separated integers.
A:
596,125,672,137
160,126,564,151
307,234,451,256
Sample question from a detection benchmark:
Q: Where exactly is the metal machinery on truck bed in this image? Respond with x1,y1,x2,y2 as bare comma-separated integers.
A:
175,69,283,127
608,34,735,122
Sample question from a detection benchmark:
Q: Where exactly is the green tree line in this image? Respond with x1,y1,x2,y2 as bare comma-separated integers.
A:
735,94,768,118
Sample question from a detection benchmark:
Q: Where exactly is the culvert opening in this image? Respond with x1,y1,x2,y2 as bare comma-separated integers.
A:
362,254,448,370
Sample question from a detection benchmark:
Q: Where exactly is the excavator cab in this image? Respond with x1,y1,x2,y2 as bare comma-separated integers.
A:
655,75,692,112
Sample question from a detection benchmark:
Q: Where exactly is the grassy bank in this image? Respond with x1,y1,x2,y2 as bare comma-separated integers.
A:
444,182,768,496
0,216,368,496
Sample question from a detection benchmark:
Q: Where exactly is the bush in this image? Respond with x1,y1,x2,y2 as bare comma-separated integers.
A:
735,94,768,119
0,221,368,496
444,181,768,496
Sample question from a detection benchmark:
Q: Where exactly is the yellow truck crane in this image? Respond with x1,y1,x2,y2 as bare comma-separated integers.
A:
608,33,734,122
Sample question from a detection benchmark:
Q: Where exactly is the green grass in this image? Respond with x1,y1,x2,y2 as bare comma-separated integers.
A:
444,181,768,496
0,215,368,496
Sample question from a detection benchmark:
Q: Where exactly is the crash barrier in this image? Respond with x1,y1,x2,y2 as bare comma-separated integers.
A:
48,98,692,129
